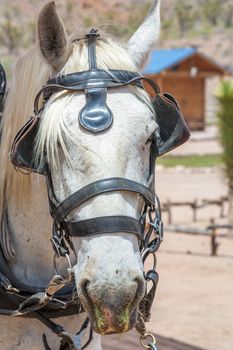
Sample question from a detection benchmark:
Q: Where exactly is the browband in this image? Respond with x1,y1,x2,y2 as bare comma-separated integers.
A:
34,70,160,115
33,29,160,133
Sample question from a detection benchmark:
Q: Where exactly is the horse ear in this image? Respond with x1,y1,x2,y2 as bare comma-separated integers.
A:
128,0,160,69
38,2,72,71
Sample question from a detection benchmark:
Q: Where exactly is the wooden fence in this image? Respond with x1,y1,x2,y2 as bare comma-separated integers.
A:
166,219,233,256
162,196,228,224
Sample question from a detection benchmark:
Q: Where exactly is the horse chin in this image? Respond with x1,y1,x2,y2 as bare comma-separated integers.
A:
90,304,138,335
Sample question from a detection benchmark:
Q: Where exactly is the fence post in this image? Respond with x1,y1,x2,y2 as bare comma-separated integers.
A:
210,218,218,256
220,197,224,218
167,199,172,225
192,199,198,222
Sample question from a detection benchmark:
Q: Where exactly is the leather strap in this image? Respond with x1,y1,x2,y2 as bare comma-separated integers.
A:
52,177,155,224
0,63,6,113
86,29,100,69
34,70,143,115
62,216,144,239
33,70,160,115
46,70,144,89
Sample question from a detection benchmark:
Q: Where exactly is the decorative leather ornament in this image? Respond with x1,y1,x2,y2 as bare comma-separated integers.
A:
79,87,113,132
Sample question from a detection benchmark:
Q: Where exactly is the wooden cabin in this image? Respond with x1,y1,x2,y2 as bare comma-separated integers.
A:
143,48,227,130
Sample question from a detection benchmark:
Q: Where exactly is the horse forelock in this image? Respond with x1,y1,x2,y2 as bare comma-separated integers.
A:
34,37,152,172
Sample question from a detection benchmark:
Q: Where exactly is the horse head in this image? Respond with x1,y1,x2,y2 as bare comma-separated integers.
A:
1,1,189,344
33,1,162,334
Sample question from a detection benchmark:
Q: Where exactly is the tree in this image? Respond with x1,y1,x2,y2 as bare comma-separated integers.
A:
222,1,233,28
202,0,222,26
0,8,22,54
175,1,195,37
216,80,233,227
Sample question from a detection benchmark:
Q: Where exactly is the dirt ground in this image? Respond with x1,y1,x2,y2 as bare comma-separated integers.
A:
148,168,233,350
103,167,233,350
101,132,232,350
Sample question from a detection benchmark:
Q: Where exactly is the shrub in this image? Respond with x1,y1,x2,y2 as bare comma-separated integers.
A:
216,80,233,226
216,80,233,187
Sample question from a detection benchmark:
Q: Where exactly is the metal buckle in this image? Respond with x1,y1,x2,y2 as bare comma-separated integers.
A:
0,275,19,294
85,28,100,39
51,223,70,257
140,332,158,350
148,206,163,242
50,297,67,309
149,218,163,243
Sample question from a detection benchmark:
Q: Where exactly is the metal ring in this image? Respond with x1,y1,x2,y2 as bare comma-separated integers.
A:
145,252,157,271
53,254,59,275
140,332,156,349
65,253,72,269
141,247,152,261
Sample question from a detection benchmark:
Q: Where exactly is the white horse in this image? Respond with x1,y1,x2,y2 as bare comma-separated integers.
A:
0,1,161,349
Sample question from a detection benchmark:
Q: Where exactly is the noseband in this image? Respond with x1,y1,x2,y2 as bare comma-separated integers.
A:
2,29,190,350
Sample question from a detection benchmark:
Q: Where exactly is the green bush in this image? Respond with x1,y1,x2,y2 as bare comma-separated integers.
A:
216,80,233,187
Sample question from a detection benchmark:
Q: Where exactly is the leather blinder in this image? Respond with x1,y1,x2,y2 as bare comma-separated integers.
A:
10,116,46,174
152,93,190,156
0,63,6,113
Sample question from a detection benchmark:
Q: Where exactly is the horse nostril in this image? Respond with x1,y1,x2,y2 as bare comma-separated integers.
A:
80,279,90,296
134,277,145,299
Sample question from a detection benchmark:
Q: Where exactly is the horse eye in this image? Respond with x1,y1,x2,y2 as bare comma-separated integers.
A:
145,134,154,145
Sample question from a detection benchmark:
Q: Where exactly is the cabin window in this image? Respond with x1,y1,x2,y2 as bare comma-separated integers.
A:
171,65,179,71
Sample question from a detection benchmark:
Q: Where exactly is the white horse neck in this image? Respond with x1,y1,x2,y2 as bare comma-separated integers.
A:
7,177,71,287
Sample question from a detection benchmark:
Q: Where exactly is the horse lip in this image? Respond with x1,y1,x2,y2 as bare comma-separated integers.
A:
76,279,145,334
92,303,138,335
87,298,139,334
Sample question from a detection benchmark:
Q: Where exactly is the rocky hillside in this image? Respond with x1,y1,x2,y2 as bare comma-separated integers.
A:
0,0,150,53
0,0,232,72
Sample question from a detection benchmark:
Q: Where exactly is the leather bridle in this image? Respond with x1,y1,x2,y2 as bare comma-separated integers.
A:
31,30,163,274
0,28,190,350
0,62,6,114
48,174,161,255
39,30,162,349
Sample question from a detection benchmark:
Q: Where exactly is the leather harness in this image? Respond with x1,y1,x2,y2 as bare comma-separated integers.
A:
0,62,6,114
0,29,190,350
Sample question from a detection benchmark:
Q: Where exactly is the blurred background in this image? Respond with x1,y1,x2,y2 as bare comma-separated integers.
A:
0,1,233,350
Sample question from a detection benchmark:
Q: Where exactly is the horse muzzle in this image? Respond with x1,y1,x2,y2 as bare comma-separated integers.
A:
77,277,145,335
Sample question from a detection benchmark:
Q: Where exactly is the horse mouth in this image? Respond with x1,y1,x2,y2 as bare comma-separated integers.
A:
91,303,138,334
77,284,141,334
